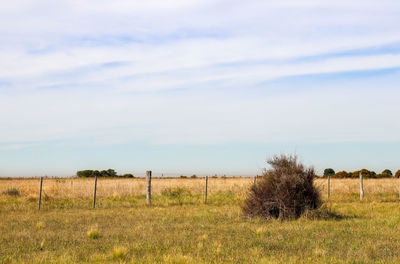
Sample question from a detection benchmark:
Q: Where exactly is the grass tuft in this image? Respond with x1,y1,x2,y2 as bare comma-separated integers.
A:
87,227,100,239
36,221,45,229
112,246,127,260
163,254,194,264
2,188,20,197
39,239,45,250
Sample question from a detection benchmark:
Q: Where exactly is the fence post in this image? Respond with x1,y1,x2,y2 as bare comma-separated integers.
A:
204,175,208,204
254,175,257,185
328,175,330,199
146,171,152,205
359,172,364,201
38,176,43,210
93,175,98,209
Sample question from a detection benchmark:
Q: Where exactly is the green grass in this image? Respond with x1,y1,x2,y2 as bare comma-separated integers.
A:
1,193,400,263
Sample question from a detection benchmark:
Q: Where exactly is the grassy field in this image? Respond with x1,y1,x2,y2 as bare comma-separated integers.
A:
1,178,400,263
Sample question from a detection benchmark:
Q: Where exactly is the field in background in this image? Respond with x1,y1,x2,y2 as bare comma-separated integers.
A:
1,178,400,263
1,177,399,200
0,177,252,199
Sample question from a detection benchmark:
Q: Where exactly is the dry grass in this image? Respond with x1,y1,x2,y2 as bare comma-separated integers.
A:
317,178,400,198
0,177,253,199
1,178,400,263
1,195,400,263
0,177,399,200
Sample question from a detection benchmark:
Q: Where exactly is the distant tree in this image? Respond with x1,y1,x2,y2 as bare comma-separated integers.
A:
104,169,117,177
77,170,95,178
323,168,335,177
76,170,87,178
382,169,393,176
76,169,123,178
352,169,375,178
376,169,393,178
334,171,351,178
395,170,400,178
92,170,101,178
121,173,134,178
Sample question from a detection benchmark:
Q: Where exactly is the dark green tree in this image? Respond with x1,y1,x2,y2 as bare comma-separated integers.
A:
77,169,122,178
76,170,94,178
100,169,117,177
121,173,134,178
382,169,393,176
323,168,335,177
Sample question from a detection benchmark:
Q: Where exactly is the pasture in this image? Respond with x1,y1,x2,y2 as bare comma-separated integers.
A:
1,178,400,263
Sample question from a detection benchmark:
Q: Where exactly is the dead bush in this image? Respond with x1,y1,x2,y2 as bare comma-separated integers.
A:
2,188,20,197
242,155,321,220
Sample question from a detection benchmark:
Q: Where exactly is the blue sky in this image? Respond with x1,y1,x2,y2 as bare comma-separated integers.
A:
1,0,400,177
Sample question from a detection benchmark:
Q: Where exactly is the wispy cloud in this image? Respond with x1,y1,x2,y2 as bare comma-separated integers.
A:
0,0,399,175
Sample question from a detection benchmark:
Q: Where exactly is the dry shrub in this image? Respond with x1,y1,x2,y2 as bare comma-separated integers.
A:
2,188,20,197
242,155,321,220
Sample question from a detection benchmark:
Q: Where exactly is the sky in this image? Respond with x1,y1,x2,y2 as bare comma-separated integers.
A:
1,0,400,177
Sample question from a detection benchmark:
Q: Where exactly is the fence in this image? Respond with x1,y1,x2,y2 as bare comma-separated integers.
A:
1,174,400,210
35,172,255,209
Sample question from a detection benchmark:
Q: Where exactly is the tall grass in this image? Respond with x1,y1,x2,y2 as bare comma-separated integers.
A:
0,178,252,198
0,177,399,200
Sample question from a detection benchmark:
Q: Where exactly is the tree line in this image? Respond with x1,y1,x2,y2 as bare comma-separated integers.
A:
323,168,400,178
76,169,134,178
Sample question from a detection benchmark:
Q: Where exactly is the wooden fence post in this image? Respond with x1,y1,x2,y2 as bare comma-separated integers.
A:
254,175,257,185
38,176,43,210
146,171,152,205
328,175,330,199
359,172,364,201
93,175,98,209
204,176,208,204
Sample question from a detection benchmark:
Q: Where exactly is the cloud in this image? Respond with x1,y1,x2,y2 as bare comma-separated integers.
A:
0,0,400,148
